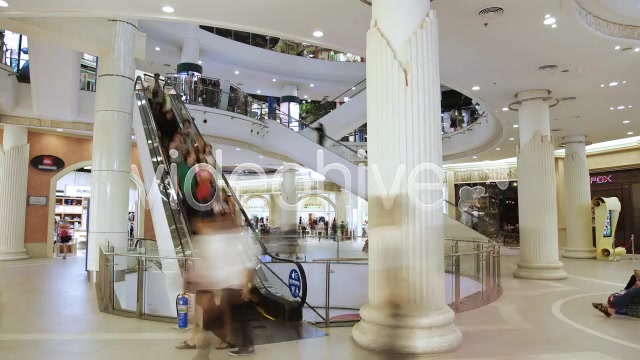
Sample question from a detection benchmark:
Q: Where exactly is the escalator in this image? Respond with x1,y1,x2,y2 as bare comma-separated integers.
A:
132,77,321,326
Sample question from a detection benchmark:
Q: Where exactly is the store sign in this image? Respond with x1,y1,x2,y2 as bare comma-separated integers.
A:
66,185,91,197
302,198,325,211
590,175,612,184
28,196,47,206
30,155,65,172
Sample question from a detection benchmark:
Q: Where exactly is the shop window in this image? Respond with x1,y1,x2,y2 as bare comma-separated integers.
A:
80,53,98,92
1,30,30,83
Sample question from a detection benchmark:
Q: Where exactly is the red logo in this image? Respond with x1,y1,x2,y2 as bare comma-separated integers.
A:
590,175,612,184
42,156,54,166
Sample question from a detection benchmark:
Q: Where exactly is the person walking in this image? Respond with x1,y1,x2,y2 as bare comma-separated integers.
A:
315,123,326,147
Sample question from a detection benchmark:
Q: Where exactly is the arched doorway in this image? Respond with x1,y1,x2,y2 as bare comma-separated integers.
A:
242,195,270,232
46,161,146,258
297,194,337,231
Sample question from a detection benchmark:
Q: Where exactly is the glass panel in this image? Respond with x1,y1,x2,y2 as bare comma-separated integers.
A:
143,253,185,317
216,28,233,39
112,252,138,313
234,30,251,45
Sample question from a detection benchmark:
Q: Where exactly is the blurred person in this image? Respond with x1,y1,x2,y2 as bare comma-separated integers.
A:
190,191,257,358
592,270,640,318
314,123,326,147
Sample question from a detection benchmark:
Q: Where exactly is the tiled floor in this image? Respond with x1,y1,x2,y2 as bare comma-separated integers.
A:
1,253,639,359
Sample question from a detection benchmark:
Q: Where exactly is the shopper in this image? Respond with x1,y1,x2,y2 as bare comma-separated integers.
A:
592,270,640,318
314,123,326,147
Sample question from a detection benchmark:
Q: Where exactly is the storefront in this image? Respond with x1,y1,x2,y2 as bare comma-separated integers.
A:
242,196,270,232
297,195,336,229
589,168,640,250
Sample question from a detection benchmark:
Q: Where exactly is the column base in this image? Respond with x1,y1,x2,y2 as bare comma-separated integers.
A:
563,247,596,259
0,248,30,261
352,303,462,355
514,262,567,280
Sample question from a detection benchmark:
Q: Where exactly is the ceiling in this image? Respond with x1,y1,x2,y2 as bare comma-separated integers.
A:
1,0,639,164
577,0,640,26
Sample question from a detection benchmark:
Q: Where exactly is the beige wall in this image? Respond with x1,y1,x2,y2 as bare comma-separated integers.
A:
0,128,156,257
587,147,640,171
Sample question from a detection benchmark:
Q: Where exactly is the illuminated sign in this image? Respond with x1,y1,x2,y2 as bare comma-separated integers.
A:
590,175,612,184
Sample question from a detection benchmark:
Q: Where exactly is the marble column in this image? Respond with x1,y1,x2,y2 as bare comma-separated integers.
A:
562,135,595,258
352,0,462,354
511,90,567,279
0,125,30,260
180,24,200,65
279,164,298,235
87,19,138,272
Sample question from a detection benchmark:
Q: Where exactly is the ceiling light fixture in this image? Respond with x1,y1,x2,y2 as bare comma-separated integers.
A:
617,106,625,109
635,48,640,52
543,17,556,25
502,107,509,111
236,148,241,151
496,148,501,150
513,124,519,128
272,79,276,82
472,86,480,91
609,82,619,86
155,47,160,51
623,120,630,124
629,105,633,108
304,95,308,98
352,87,356,90
545,14,551,19
623,81,627,84
56,128,63,132
234,70,239,75
313,31,324,38
197,60,202,64
610,107,614,110
627,132,634,135
0,1,8,7
257,90,261,94
601,84,605,87
615,45,621,50
310,84,314,87
259,156,264,159
509,137,515,141
551,24,558,28
162,5,174,13
472,156,478,159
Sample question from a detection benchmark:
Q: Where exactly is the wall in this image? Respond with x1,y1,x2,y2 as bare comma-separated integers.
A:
0,128,156,258
587,147,640,171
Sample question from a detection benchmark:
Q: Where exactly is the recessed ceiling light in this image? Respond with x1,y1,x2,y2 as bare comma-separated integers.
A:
551,24,558,28
234,163,239,166
609,82,618,86
197,60,202,64
234,70,239,75
310,84,314,87
545,14,551,19
635,48,640,52
601,84,605,87
629,105,633,108
155,47,160,51
543,17,556,25
259,156,264,159
257,90,261,94
610,107,614,110
56,128,63,132
496,148,501,150
352,87,356,90
472,86,480,91
162,5,174,13
472,156,478,159
627,132,634,135
0,1,8,7
615,45,621,50
502,107,509,111
617,106,625,109
313,31,324,38
622,81,627,84
623,120,630,124
304,95,308,98
509,137,515,141
513,124,519,128
235,148,240,151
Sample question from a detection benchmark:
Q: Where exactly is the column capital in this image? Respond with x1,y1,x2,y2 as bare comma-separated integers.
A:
561,135,591,148
509,89,559,111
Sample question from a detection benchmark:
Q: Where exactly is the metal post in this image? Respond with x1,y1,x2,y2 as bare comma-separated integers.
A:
454,253,461,310
496,247,501,286
474,243,481,279
136,256,144,318
484,248,492,297
325,261,331,326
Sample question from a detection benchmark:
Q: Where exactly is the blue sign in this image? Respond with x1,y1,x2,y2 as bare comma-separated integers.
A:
288,269,301,299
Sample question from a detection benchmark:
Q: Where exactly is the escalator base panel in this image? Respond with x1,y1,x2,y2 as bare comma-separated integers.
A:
234,320,327,346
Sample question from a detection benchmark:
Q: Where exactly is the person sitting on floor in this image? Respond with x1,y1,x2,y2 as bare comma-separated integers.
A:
592,270,640,318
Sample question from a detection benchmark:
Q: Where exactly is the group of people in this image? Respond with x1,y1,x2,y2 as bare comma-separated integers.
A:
147,76,257,357
592,270,640,318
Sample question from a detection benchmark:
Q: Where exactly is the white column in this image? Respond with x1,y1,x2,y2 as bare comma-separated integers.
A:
0,125,29,260
512,90,567,279
180,24,200,64
87,19,138,272
562,135,595,258
352,0,461,355
280,165,298,234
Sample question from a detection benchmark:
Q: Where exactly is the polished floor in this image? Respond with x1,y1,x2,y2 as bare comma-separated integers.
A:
1,252,639,359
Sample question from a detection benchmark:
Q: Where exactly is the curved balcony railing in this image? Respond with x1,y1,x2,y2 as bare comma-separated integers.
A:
200,25,364,63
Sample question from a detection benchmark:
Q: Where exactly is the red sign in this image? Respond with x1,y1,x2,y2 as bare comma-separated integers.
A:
590,175,612,184
30,155,65,172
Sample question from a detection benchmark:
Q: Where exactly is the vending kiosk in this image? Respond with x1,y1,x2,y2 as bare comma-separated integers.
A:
591,196,624,260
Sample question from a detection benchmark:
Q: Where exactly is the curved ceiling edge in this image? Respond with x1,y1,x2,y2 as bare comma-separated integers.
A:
572,0,640,40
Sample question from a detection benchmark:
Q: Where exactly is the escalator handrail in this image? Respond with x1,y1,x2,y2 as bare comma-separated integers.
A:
443,199,505,246
134,77,193,257
301,79,366,123
160,80,310,310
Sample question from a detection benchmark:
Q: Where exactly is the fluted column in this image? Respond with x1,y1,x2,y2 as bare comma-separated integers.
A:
352,0,461,354
87,19,138,272
511,90,567,279
280,164,298,235
180,24,200,64
0,125,29,260
562,135,595,258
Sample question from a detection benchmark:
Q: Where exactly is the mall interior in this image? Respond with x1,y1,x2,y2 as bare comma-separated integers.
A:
0,0,640,359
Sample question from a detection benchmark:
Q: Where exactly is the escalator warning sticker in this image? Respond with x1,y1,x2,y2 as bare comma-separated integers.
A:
288,269,301,299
